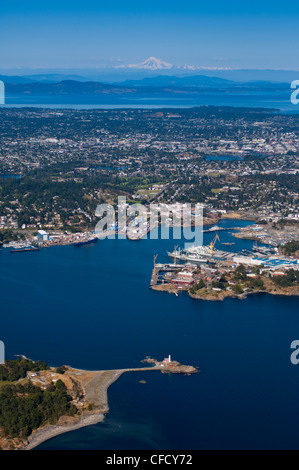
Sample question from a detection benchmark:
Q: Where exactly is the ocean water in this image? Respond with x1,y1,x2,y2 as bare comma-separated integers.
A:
205,155,243,161
0,219,299,449
3,90,299,112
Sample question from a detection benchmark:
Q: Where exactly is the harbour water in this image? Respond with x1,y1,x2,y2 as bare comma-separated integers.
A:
0,219,299,449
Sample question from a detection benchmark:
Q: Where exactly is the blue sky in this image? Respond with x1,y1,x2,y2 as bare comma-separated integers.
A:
1,0,298,71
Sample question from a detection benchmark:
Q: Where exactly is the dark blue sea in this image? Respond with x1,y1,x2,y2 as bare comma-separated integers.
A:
0,219,299,449
3,90,299,113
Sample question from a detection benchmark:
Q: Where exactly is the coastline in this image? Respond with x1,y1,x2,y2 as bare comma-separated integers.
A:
1,215,221,250
11,360,197,451
188,284,299,301
152,281,299,301
23,369,125,450
24,412,106,450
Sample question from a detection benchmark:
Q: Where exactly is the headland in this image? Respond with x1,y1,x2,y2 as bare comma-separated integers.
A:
0,357,197,450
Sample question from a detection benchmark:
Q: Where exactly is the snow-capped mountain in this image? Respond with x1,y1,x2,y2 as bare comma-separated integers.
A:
119,57,173,70
115,57,232,72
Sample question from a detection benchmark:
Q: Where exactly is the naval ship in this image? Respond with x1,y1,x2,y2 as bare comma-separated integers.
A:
168,235,233,264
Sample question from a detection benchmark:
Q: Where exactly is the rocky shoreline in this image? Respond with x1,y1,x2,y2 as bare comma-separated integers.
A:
22,369,125,450
1,359,196,450
23,412,106,450
189,285,299,301
153,281,299,301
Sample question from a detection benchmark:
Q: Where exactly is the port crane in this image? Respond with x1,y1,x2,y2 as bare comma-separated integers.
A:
209,233,220,255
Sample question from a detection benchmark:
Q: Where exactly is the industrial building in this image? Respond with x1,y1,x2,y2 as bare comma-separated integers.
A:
37,230,49,242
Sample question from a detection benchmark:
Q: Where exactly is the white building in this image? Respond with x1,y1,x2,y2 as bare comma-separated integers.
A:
37,230,49,241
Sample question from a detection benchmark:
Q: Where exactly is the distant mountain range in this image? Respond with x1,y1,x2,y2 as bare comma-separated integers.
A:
1,57,299,85
110,57,299,83
0,75,298,90
0,58,294,98
117,75,235,87
0,74,91,84
5,80,128,94
0,75,35,84
3,76,291,96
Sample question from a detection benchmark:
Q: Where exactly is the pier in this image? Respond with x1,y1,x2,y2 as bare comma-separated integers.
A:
203,225,240,233
150,268,159,287
67,357,198,414
150,257,181,288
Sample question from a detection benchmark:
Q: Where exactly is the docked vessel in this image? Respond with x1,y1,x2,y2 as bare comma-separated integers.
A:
74,237,98,247
168,245,233,264
10,246,39,253
203,225,222,233
168,235,232,264
252,242,276,255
